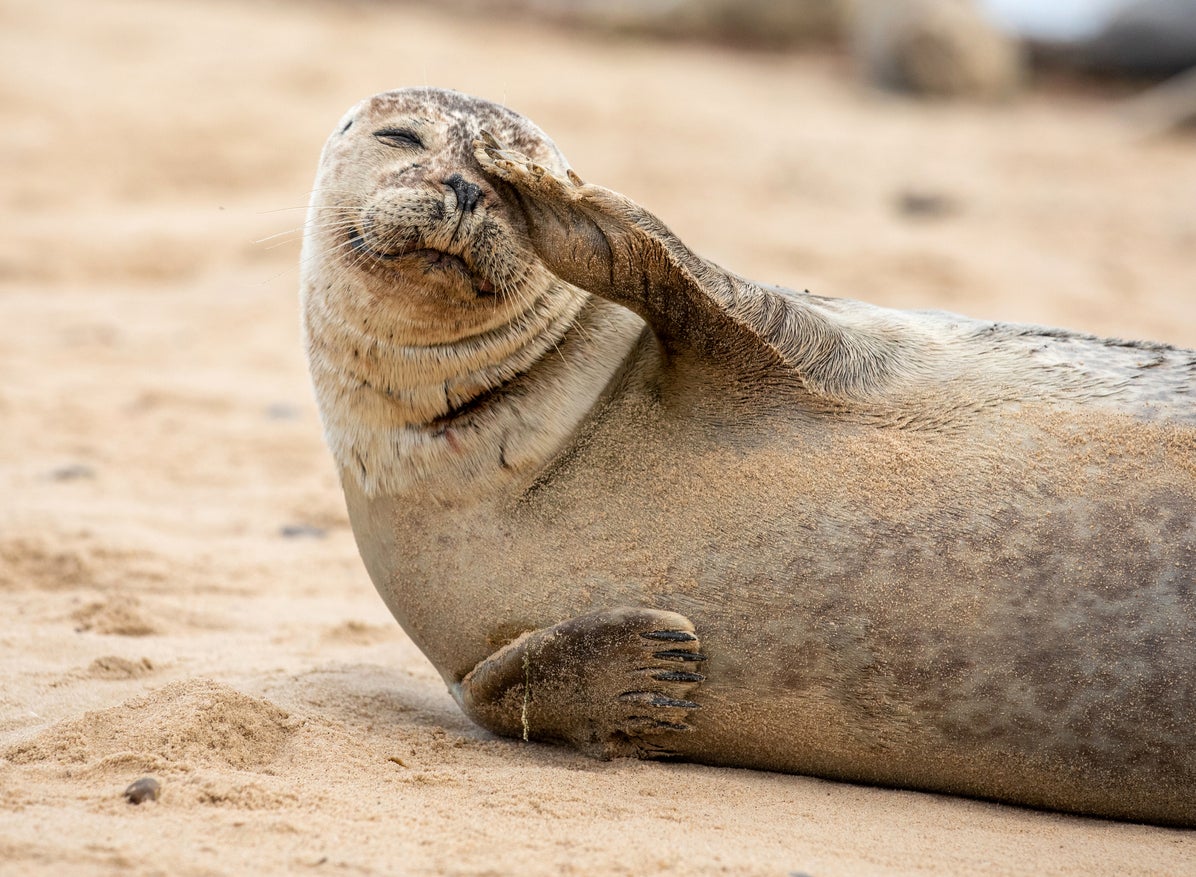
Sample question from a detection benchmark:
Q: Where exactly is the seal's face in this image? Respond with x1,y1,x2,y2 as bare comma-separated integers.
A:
305,88,570,346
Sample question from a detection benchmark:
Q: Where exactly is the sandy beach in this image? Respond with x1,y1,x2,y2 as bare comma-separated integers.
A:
1,0,1194,874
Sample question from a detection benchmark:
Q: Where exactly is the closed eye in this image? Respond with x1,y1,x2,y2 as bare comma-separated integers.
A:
373,128,424,149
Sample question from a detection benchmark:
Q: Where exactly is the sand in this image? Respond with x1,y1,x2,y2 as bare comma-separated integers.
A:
1,0,1194,874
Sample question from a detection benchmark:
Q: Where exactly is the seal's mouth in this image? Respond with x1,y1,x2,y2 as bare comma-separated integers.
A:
347,229,496,296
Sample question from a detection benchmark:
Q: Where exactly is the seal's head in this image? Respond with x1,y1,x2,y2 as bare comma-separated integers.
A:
302,89,628,497
304,87,573,346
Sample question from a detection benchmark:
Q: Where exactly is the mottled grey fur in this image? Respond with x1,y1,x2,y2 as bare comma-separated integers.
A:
302,88,1196,827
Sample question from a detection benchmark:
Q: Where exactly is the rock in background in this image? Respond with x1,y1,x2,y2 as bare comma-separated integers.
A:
849,0,1024,99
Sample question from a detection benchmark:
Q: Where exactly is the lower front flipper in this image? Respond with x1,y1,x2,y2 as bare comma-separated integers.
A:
451,607,705,759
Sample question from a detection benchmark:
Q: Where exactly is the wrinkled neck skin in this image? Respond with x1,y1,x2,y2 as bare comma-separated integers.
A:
303,272,646,502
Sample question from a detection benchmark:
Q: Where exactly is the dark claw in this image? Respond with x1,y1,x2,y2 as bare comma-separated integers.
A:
652,671,705,683
653,649,706,663
619,690,699,710
653,722,692,732
642,630,698,642
624,717,692,734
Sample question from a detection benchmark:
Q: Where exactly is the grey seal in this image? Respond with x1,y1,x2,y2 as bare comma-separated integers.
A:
300,87,1195,826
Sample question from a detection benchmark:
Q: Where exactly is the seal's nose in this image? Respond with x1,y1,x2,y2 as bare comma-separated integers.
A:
444,174,483,213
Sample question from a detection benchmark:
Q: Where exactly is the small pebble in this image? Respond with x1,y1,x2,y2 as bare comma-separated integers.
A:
123,776,160,805
48,463,96,481
895,190,956,218
280,524,327,539
265,403,300,420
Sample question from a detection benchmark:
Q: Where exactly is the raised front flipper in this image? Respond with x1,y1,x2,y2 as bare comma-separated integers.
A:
451,607,705,759
474,133,901,400
474,132,797,370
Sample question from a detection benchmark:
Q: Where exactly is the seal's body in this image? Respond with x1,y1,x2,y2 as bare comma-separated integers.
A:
302,88,1196,826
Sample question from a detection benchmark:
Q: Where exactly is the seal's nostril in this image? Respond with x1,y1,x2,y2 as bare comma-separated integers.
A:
445,173,483,213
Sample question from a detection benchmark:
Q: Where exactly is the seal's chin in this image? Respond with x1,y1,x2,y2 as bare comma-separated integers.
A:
348,229,497,297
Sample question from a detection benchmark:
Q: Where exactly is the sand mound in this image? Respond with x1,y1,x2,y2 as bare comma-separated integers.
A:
321,620,401,646
4,679,299,773
0,536,97,591
0,534,168,593
86,656,157,680
71,595,160,637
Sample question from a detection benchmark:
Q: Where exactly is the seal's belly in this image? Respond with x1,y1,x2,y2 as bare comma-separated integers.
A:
350,397,1196,823
496,401,1194,814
